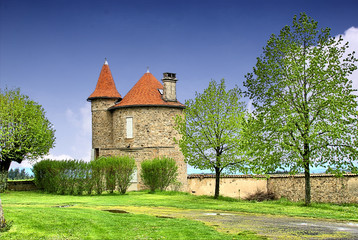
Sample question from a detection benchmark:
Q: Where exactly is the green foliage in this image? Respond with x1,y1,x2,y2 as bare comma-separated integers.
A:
33,159,90,195
175,79,247,198
0,88,55,172
33,156,136,195
141,157,178,192
243,13,358,205
115,156,136,194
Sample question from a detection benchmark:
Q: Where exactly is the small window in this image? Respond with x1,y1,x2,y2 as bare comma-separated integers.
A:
95,148,99,159
126,117,133,138
158,89,163,95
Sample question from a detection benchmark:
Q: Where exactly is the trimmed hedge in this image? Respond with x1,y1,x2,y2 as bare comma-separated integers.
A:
33,156,136,195
140,157,178,192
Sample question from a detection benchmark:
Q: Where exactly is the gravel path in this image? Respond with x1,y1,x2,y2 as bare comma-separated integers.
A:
115,206,358,239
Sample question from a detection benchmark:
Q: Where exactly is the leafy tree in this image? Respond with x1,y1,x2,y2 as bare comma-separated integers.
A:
175,79,247,199
0,88,55,231
243,13,358,205
0,88,55,174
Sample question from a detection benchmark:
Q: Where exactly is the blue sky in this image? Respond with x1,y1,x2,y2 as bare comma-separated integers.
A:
1,0,357,173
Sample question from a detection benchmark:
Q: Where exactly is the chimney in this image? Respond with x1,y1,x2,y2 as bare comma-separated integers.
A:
162,72,178,102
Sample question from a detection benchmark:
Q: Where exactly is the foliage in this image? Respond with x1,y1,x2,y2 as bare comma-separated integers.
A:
115,156,136,194
175,79,247,198
0,88,55,173
140,157,178,192
33,159,89,195
140,160,158,192
7,168,33,180
33,156,136,195
245,190,277,202
243,13,358,205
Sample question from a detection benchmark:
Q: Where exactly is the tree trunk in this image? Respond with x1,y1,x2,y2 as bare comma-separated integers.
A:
214,167,220,199
0,160,11,193
0,196,5,229
0,160,11,173
303,143,311,205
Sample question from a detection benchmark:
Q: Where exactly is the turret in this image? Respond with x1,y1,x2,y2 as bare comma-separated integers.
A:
87,59,121,159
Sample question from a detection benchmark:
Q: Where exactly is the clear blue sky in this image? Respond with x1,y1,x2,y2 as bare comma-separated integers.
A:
1,0,357,173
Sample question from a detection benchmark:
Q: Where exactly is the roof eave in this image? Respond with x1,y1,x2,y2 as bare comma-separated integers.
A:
108,104,186,111
87,96,122,102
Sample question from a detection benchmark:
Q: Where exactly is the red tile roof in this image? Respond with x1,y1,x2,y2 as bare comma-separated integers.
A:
87,63,122,101
110,72,185,109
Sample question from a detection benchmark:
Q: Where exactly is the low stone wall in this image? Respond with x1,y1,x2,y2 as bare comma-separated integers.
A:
187,174,358,203
7,180,37,191
268,174,358,203
187,174,267,199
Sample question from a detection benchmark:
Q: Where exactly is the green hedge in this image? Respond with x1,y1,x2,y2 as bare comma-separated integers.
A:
33,156,136,195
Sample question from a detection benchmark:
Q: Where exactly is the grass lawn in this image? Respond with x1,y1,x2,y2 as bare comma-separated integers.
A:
1,191,357,239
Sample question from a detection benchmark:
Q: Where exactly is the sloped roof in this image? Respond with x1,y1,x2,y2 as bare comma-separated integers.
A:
87,61,122,101
110,72,185,109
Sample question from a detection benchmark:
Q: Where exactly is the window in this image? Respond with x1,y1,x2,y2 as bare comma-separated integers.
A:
126,117,133,138
91,148,99,160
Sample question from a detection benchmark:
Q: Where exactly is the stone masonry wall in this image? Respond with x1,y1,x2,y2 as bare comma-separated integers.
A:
91,99,116,149
267,174,358,203
7,180,37,191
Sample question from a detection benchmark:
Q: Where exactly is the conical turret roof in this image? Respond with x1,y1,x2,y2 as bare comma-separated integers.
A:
110,72,184,109
87,59,122,101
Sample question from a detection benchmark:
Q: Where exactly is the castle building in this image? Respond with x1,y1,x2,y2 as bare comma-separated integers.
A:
87,59,187,190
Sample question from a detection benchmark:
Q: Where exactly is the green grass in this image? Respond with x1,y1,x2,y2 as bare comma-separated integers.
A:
1,191,357,239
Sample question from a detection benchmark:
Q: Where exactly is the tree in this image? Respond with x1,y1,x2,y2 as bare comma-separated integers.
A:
243,13,358,205
175,79,247,199
0,88,55,177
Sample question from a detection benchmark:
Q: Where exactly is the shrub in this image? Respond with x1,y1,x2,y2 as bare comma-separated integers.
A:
141,159,158,192
141,157,178,192
33,159,91,195
33,155,136,195
245,189,277,202
116,156,136,194
91,158,106,195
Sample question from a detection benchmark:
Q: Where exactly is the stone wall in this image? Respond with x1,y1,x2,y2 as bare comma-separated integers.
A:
267,174,358,203
188,174,358,203
7,180,37,191
91,99,116,149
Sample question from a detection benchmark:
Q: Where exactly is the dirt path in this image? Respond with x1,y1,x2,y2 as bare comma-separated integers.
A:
110,206,358,240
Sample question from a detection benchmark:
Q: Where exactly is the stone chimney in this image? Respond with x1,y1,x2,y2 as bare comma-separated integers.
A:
162,72,178,102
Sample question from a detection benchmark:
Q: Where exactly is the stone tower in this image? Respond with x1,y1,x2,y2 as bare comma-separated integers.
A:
87,59,122,159
88,60,187,190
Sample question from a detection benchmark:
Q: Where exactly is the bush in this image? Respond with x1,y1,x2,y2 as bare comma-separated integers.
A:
116,156,136,194
245,189,277,202
33,156,136,195
141,157,178,192
91,158,106,195
33,159,91,195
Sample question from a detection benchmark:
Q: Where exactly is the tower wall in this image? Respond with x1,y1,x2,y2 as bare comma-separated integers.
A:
91,99,116,150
